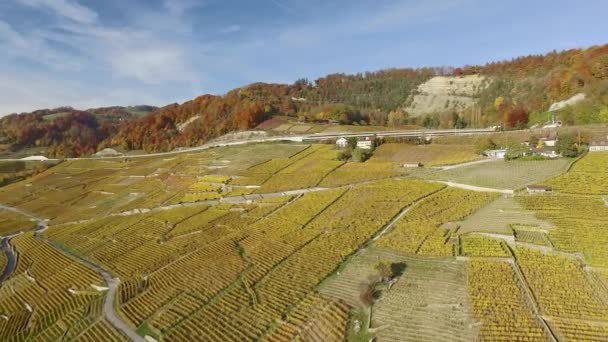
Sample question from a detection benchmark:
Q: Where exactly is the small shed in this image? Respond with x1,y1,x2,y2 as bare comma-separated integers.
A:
402,163,422,168
485,149,507,159
527,185,553,194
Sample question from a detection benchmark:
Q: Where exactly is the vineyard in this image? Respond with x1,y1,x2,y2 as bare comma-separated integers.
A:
39,178,441,340
519,194,608,267
461,234,510,257
0,210,37,236
544,152,608,194
377,187,497,256
0,143,308,224
1,140,607,341
372,143,481,166
467,259,548,340
0,233,125,340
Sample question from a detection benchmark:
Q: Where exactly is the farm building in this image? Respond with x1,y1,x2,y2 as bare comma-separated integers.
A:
589,138,608,152
485,149,507,159
336,137,348,149
539,133,558,147
356,137,375,150
526,185,553,194
402,163,423,168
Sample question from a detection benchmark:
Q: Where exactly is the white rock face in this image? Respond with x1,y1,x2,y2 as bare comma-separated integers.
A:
548,93,586,112
404,75,487,116
177,116,201,132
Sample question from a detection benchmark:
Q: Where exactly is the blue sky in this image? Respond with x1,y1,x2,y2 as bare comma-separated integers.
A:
1,0,607,114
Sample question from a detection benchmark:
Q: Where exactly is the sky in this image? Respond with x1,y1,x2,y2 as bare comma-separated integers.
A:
0,0,607,115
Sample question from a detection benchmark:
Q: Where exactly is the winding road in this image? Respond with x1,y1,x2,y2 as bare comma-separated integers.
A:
0,236,17,286
43,238,145,342
0,204,144,342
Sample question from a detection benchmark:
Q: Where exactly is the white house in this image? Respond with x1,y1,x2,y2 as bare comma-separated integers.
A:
336,137,348,149
356,137,375,150
485,149,507,159
540,134,558,147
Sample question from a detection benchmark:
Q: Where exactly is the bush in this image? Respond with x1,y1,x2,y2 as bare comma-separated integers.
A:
352,148,370,162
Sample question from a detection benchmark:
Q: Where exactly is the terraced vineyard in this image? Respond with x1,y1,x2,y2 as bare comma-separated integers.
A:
378,187,497,256
41,177,441,340
544,152,608,194
373,143,481,166
0,210,37,236
1,141,608,341
461,234,510,257
0,233,125,340
467,259,548,340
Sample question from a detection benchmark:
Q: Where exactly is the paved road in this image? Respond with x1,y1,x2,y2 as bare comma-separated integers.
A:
43,237,145,342
0,237,17,286
0,202,143,342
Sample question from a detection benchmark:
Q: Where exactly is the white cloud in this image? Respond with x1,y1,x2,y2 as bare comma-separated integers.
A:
0,20,82,70
0,66,168,115
15,0,97,24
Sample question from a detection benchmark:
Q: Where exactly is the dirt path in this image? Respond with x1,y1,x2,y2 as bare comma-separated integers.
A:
437,181,514,194
432,158,493,170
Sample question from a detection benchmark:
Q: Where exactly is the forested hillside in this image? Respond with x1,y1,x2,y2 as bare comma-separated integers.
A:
1,44,607,157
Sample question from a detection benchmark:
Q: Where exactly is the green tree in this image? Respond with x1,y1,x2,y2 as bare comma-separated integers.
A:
556,133,581,157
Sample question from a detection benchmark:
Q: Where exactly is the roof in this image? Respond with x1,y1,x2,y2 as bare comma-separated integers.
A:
590,141,608,146
527,185,552,190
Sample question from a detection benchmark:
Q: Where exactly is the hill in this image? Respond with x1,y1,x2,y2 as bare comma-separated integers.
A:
1,44,608,157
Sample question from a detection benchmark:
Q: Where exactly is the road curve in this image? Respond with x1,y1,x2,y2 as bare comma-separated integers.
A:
0,202,143,342
0,237,17,286
42,236,145,342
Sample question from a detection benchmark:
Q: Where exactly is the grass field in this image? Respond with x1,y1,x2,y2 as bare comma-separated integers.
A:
370,250,477,342
373,143,480,166
457,195,553,235
409,159,572,190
